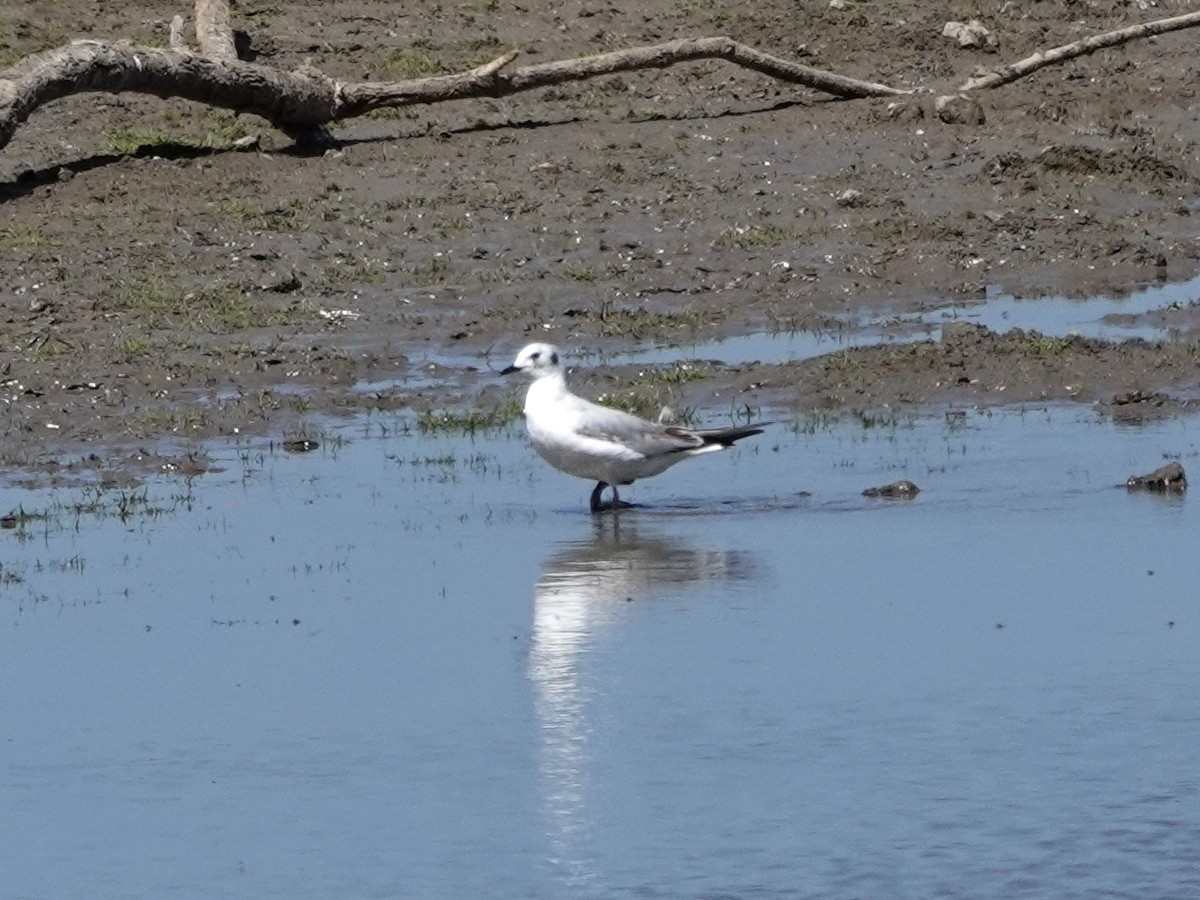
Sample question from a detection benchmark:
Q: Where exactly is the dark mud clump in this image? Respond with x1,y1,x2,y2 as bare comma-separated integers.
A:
863,480,921,500
1126,462,1187,494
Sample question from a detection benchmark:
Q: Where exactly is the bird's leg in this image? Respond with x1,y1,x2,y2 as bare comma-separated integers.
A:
610,484,621,511
590,481,608,513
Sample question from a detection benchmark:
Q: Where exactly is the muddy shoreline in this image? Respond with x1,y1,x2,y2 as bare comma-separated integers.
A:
2,0,1199,479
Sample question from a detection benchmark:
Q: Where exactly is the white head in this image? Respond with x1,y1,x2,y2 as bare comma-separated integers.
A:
502,342,563,379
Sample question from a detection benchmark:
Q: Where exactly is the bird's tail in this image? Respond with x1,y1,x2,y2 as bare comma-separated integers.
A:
692,423,770,447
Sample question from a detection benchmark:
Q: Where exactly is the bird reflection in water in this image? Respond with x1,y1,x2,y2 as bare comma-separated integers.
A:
528,518,755,886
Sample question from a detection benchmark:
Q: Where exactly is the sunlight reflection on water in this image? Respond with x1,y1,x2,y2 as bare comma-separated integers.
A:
531,521,757,890
1,407,1199,897
615,272,1200,368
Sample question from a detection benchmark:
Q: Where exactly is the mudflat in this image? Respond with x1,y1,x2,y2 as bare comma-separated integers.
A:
2,0,1198,473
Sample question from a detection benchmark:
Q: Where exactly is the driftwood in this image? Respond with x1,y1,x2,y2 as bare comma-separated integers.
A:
1,0,1198,154
958,9,1200,92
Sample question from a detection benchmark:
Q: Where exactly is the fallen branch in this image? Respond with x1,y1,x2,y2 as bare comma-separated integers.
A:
0,5,904,155
338,37,905,117
958,8,1200,92
1,0,1198,156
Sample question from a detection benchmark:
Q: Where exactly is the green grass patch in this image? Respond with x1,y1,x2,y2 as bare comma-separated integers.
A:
104,272,294,334
103,111,252,155
0,225,60,251
713,224,804,251
380,47,444,77
416,400,522,434
214,197,310,232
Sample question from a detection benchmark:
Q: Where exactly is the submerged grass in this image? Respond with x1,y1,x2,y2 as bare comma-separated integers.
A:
416,399,523,435
2,483,192,544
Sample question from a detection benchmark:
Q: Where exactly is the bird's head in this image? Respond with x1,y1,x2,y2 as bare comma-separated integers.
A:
501,342,562,378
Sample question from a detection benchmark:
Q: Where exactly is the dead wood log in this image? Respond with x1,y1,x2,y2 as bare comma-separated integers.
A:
337,37,905,117
958,9,1200,92
1,0,1198,155
0,0,905,154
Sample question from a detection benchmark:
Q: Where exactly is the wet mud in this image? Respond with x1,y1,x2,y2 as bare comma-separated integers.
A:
2,0,1199,475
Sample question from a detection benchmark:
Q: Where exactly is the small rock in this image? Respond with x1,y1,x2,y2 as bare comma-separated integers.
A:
863,480,921,499
935,94,986,125
1126,462,1187,493
836,188,866,208
886,101,925,123
261,271,302,293
941,19,996,49
1110,390,1168,407
282,439,320,453
941,321,991,346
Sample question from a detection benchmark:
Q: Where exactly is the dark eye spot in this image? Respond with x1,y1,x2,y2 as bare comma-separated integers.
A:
530,351,541,361
550,352,559,365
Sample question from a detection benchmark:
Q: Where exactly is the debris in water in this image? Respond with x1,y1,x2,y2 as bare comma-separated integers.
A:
862,480,921,499
1126,462,1186,493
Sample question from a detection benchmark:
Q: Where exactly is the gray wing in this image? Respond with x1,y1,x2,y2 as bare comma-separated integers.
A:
573,402,703,459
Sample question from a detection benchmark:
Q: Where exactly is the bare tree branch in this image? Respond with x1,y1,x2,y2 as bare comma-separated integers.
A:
195,0,237,62
1,0,1197,156
0,41,339,150
0,32,903,153
958,9,1200,92
337,37,903,119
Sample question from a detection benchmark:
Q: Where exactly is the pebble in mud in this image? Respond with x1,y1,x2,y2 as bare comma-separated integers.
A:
1126,462,1187,493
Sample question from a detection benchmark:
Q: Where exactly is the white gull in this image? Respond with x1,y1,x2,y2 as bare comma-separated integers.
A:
502,342,767,512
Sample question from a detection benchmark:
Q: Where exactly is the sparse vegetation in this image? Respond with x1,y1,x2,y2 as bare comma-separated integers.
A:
595,390,698,424
0,224,60,250
102,110,252,154
379,47,444,77
214,198,311,232
416,400,523,434
713,224,805,251
103,272,297,334
566,300,717,339
2,483,190,544
131,409,212,433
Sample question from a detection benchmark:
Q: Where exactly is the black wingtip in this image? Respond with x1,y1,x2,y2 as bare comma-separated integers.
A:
698,422,772,447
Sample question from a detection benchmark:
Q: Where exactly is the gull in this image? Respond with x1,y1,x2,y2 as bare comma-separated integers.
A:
502,342,767,512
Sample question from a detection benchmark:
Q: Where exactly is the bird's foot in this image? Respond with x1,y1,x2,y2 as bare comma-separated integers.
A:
590,482,636,513
591,498,636,513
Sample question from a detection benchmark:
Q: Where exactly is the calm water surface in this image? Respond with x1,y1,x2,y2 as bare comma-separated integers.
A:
2,408,1198,898
615,272,1200,367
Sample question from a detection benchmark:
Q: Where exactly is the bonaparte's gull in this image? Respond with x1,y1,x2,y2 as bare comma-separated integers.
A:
502,342,767,512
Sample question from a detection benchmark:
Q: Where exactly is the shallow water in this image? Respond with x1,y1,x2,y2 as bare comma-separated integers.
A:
618,272,1200,368
2,408,1199,898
